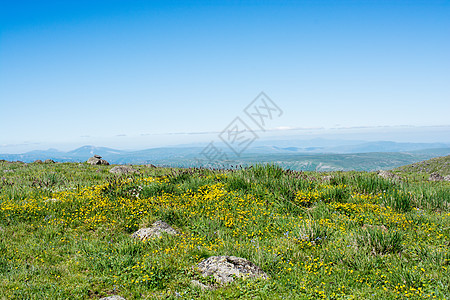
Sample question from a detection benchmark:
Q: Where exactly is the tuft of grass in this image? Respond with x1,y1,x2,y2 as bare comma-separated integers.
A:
356,227,403,255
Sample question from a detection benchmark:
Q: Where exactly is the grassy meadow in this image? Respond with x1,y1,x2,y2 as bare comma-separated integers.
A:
0,161,449,299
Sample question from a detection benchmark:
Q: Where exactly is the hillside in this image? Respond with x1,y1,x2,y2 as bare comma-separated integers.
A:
0,161,449,299
394,155,450,176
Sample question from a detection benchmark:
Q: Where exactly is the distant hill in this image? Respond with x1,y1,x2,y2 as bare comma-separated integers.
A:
1,142,449,172
394,155,450,176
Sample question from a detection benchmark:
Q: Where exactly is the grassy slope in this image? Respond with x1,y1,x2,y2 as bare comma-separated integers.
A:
394,155,450,177
0,161,449,299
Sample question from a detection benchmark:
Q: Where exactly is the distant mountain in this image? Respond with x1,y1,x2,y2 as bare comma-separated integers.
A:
327,141,449,153
1,141,449,172
247,140,450,154
67,146,126,157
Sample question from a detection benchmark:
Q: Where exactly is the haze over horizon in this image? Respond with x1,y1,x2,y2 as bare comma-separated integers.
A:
1,1,449,154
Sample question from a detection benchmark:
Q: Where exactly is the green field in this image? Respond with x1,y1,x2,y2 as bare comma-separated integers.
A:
0,161,449,299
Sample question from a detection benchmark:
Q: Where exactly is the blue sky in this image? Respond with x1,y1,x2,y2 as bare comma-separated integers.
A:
1,0,449,152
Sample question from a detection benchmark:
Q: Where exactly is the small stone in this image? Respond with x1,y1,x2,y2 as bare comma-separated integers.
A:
197,256,268,284
377,170,394,179
444,175,450,182
429,172,444,181
322,175,332,181
44,198,60,203
377,170,402,181
99,296,126,300
131,220,178,240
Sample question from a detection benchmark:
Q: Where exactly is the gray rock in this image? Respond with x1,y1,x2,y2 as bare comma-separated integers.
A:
146,164,157,168
197,256,268,284
44,159,55,164
322,175,332,181
44,198,60,203
94,154,102,159
34,160,43,164
377,170,402,181
377,170,395,179
429,172,444,181
131,220,178,240
444,175,450,182
109,165,137,174
99,296,126,300
87,157,110,165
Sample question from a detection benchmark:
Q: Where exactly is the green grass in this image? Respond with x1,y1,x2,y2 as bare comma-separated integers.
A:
0,161,449,299
394,155,450,177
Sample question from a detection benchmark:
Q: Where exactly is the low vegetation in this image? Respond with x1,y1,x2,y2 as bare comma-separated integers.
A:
0,161,449,299
394,155,450,177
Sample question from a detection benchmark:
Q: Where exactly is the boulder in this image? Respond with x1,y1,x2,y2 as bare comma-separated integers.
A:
34,160,43,164
131,221,178,240
44,159,55,164
197,256,268,284
429,172,444,181
146,164,157,168
109,165,137,174
94,154,102,159
87,156,109,165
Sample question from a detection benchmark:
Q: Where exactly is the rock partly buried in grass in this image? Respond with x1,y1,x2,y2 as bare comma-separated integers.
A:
146,164,157,168
87,155,110,165
429,172,444,181
197,256,268,284
99,296,126,300
377,170,394,179
377,170,402,181
44,198,60,203
131,220,178,240
109,165,137,174
322,175,333,181
44,159,55,163
190,279,212,290
33,160,43,164
444,175,450,182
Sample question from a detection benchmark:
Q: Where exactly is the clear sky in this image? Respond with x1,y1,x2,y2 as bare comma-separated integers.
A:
1,0,449,152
